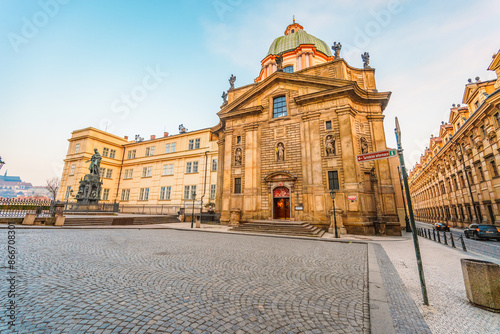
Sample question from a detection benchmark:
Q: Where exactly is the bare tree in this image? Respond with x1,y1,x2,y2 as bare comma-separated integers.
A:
46,177,60,200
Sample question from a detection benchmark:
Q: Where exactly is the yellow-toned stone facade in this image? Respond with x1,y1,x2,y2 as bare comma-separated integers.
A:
213,48,401,235
409,49,500,227
59,128,218,206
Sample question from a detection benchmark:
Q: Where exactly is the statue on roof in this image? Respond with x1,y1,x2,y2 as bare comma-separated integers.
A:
179,124,187,133
221,91,228,106
361,52,371,69
276,54,283,72
229,74,236,90
332,42,342,59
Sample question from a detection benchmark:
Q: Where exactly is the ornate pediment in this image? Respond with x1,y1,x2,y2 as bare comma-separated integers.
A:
264,171,298,182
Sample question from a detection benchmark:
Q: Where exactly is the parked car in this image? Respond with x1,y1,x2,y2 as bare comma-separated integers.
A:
433,222,450,232
464,224,500,241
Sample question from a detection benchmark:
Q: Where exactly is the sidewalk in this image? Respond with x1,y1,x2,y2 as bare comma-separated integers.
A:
378,232,500,334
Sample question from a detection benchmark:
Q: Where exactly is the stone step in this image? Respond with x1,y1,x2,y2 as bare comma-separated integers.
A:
231,220,325,237
63,215,178,226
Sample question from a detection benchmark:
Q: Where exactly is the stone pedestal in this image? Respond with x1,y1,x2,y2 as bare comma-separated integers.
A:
329,209,346,235
22,213,36,225
230,208,241,227
55,216,65,226
373,221,387,236
196,216,201,228
461,259,500,312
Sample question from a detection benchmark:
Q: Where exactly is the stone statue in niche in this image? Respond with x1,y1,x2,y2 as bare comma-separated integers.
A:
325,135,335,156
360,137,369,154
276,142,285,161
235,148,242,165
276,54,283,72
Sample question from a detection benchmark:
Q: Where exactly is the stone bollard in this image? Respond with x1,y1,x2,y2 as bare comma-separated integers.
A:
54,203,65,226
22,213,36,225
461,259,500,312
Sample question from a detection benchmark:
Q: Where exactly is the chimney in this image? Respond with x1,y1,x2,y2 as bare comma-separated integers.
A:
124,136,128,140
164,132,169,137
150,135,156,140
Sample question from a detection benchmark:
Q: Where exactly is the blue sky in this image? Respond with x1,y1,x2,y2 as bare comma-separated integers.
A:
1,0,499,185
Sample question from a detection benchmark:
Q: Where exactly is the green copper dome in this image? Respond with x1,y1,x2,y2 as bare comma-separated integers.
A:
267,29,332,57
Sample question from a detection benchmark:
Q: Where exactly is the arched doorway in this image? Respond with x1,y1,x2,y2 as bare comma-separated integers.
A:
273,187,290,219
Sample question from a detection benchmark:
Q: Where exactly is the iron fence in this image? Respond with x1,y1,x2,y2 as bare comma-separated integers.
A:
417,227,467,252
0,198,54,218
64,201,119,213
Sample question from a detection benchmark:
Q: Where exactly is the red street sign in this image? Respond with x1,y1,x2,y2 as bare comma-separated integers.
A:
356,149,397,162
347,195,357,201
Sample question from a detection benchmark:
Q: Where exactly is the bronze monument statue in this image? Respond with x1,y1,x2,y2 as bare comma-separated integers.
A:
75,148,103,203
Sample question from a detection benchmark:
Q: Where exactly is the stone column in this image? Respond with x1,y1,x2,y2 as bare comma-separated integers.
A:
243,123,259,219
215,136,225,213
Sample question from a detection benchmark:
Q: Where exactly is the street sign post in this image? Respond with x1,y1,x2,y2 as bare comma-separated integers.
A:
356,149,397,162
395,117,429,306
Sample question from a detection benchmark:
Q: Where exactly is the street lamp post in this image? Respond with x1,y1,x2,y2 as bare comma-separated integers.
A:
191,191,196,229
397,166,411,232
395,117,429,305
329,189,339,238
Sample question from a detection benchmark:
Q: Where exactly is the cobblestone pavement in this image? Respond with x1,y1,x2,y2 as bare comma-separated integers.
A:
0,229,369,333
415,221,500,260
379,233,500,334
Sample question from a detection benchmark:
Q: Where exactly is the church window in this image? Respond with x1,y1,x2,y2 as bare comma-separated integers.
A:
234,178,242,193
273,96,287,118
328,171,339,190
237,136,241,144
283,66,294,73
325,121,332,130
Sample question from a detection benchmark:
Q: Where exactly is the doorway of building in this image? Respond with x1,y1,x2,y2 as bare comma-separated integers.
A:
273,187,290,219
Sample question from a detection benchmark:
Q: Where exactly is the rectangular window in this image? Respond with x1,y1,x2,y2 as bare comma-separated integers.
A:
326,121,332,130
452,176,458,191
328,171,340,190
480,126,486,138
477,164,485,182
467,170,474,185
124,169,133,179
127,150,136,159
186,162,192,173
184,185,197,199
459,173,465,188
162,164,174,175
273,96,287,118
495,113,500,127
65,186,71,199
211,159,218,171
74,144,80,154
102,189,110,200
69,164,76,176
99,167,105,177
159,186,171,200
210,184,216,200
145,146,155,157
139,188,149,201
489,160,499,178
188,139,194,150
440,182,446,194
102,148,109,157
142,166,152,177
192,161,198,173
283,65,293,73
165,143,176,153
195,138,200,149
110,149,116,159
120,189,130,201
234,178,242,193
106,169,113,179
237,136,241,144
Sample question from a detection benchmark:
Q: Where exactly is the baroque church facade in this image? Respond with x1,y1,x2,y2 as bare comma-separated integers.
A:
58,21,403,235
212,22,401,235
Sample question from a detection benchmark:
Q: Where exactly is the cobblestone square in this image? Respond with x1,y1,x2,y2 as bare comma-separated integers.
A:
0,229,369,333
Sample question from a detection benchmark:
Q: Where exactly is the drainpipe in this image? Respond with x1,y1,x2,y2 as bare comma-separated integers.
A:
200,151,209,224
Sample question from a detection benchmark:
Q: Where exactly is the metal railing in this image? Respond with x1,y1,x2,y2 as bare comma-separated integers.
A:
64,201,119,213
0,198,54,218
119,204,180,215
417,227,467,252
